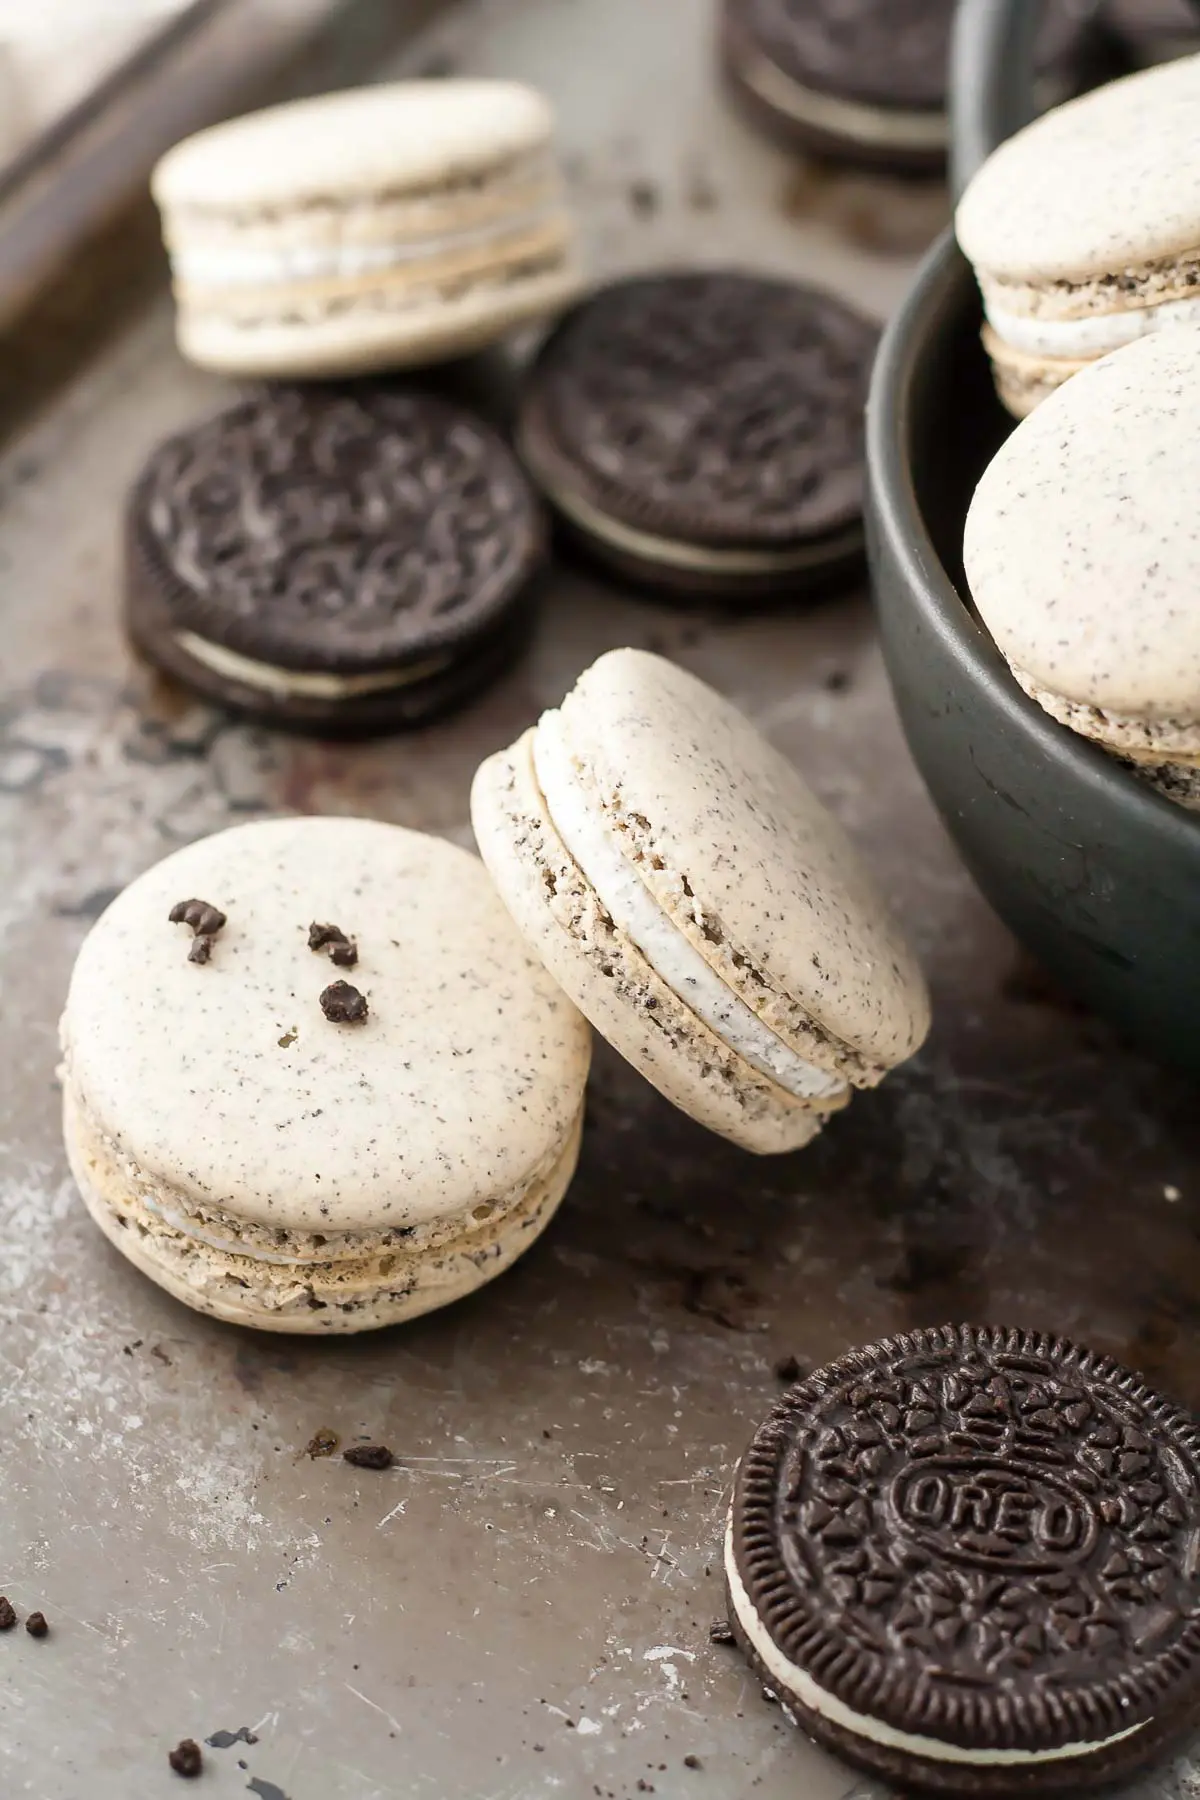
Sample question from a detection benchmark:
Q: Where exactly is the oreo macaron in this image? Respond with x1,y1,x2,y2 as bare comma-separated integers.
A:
964,329,1200,811
725,1324,1200,1793
957,53,1200,416
471,649,929,1155
720,0,1099,175
151,80,581,378
125,386,544,735
516,272,878,601
59,816,590,1333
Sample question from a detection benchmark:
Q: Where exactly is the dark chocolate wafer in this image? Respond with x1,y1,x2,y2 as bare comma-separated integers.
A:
125,388,544,736
517,272,877,602
726,1323,1200,1795
721,0,1100,174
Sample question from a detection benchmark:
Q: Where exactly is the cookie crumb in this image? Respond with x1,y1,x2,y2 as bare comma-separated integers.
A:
305,1428,339,1459
708,1619,735,1646
309,922,358,968
344,1444,393,1470
320,980,368,1024
683,1754,702,1769
170,898,226,965
773,1354,804,1383
822,668,850,693
0,1597,16,1630
168,1739,203,1777
25,1612,47,1638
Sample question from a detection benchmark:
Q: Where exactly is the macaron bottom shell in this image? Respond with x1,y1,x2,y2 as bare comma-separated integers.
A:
174,260,583,379
471,731,840,1156
65,1090,584,1335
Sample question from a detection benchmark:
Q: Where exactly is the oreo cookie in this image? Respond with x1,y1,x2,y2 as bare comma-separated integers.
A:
720,0,1100,174
726,1324,1200,1795
125,388,544,736
517,272,877,602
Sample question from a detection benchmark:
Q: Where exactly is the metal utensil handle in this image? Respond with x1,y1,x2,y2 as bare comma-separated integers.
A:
950,0,1041,199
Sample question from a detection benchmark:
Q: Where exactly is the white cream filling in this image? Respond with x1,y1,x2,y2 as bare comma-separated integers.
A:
532,712,846,1104
171,208,566,291
175,632,452,701
723,1523,1145,1768
987,292,1200,360
519,425,862,576
731,44,948,150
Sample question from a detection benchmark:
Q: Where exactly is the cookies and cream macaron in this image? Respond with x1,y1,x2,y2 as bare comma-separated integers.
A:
152,80,581,377
957,55,1200,416
59,817,590,1332
964,329,1200,811
471,650,929,1155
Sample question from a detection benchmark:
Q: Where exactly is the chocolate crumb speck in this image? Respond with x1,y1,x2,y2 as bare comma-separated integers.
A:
25,1612,47,1638
305,1428,339,1459
708,1619,736,1646
684,1754,702,1769
344,1444,393,1470
773,1353,805,1383
320,980,368,1024
170,898,226,963
309,922,358,968
0,1597,16,1630
168,1739,203,1777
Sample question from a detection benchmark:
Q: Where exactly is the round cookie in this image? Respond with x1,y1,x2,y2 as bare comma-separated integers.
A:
516,273,878,601
125,387,545,736
471,649,928,1155
720,0,1099,175
963,329,1200,810
151,80,582,379
956,54,1200,416
59,816,591,1332
726,1324,1200,1794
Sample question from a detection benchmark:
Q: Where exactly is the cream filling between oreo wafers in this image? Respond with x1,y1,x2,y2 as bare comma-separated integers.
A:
171,207,569,292
175,633,454,702
532,711,847,1104
987,291,1200,361
723,1524,1144,1769
520,425,862,575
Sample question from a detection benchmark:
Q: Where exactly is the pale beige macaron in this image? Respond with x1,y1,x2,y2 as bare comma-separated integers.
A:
59,816,590,1332
956,55,1200,416
471,650,929,1155
151,80,582,378
964,329,1200,810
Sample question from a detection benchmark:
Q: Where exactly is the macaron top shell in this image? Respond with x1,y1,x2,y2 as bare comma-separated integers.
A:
964,330,1200,718
61,817,589,1232
555,651,929,1071
956,55,1200,284
152,80,554,213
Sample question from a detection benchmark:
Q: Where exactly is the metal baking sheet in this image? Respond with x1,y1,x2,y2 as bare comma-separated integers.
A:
2,1,1198,1796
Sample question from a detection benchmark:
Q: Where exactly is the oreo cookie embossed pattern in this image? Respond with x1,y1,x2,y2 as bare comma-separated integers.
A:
727,1325,1200,1794
126,389,544,735
518,273,877,599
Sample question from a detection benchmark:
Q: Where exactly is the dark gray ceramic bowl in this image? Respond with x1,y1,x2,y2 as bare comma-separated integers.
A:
866,0,1200,1075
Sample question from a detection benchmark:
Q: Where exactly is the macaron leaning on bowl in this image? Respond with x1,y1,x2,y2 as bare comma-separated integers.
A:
956,53,1200,415
472,649,930,1155
151,79,582,377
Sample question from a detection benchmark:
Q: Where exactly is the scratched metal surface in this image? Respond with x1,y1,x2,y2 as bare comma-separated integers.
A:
2,1,1200,1797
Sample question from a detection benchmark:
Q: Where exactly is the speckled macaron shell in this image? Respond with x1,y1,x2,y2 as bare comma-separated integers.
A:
964,329,1200,760
152,80,581,378
471,729,831,1155
555,651,929,1078
60,816,590,1327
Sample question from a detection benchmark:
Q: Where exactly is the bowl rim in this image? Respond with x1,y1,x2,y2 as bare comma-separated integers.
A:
865,222,1200,851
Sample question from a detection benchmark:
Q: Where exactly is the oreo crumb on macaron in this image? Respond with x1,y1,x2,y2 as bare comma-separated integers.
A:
125,388,545,737
24,1612,48,1639
516,272,877,602
726,1323,1200,1794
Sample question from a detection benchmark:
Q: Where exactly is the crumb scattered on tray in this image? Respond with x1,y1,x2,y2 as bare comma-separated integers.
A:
304,1428,339,1459
169,1739,203,1777
25,1612,47,1638
0,1597,16,1631
343,1444,394,1470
